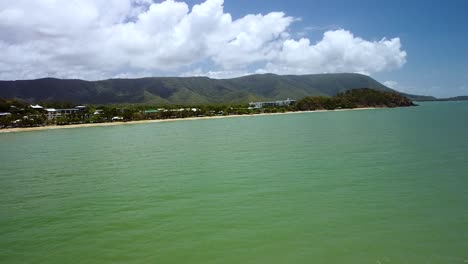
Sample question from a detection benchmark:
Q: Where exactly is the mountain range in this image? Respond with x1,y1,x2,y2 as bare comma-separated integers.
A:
0,73,436,105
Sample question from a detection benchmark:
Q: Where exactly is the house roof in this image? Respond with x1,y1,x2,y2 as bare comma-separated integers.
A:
30,104,43,109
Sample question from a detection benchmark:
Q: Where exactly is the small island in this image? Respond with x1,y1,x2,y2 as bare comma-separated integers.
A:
0,88,415,131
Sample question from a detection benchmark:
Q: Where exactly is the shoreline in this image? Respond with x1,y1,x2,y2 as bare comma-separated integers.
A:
0,107,377,134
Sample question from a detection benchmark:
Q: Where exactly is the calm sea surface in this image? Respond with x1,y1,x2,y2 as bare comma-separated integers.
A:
1,102,467,263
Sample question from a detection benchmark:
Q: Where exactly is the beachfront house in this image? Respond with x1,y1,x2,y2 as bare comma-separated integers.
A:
45,108,58,120
0,112,11,117
57,108,80,115
45,106,88,120
249,98,296,109
29,104,44,110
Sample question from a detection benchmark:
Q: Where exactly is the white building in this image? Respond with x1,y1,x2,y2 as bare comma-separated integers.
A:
29,104,44,110
44,108,83,120
249,98,296,109
44,108,59,120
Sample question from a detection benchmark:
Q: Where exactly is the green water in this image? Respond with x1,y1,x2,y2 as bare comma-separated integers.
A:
1,102,467,263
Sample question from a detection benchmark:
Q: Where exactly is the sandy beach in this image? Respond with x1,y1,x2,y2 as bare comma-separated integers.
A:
0,107,377,134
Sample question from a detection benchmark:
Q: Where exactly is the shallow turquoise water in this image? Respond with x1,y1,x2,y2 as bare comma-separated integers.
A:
1,102,468,263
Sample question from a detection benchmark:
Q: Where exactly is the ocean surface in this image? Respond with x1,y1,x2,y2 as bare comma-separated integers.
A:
1,101,467,264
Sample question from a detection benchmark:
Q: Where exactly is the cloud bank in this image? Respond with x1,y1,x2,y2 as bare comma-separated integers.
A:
0,0,407,80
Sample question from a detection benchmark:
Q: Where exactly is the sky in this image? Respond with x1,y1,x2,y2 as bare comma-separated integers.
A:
0,0,467,97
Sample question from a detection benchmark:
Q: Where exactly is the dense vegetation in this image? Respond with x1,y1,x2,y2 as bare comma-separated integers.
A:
295,88,415,110
0,73,434,105
0,89,415,129
0,98,46,127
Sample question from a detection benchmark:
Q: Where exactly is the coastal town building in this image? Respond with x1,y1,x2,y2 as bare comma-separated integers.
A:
144,109,159,114
45,108,58,120
44,106,88,120
249,98,296,109
57,108,81,115
29,104,44,110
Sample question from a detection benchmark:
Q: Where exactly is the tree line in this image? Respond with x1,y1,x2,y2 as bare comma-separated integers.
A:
0,89,414,128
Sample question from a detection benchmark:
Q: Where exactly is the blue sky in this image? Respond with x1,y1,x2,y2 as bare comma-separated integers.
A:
220,0,468,97
0,0,466,97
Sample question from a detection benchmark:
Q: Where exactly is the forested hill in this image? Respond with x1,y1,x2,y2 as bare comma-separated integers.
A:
0,73,435,104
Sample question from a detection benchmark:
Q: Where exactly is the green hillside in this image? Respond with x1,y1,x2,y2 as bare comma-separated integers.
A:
0,73,435,104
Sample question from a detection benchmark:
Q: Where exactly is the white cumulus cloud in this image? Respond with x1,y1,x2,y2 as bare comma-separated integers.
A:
263,30,407,75
0,0,407,80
